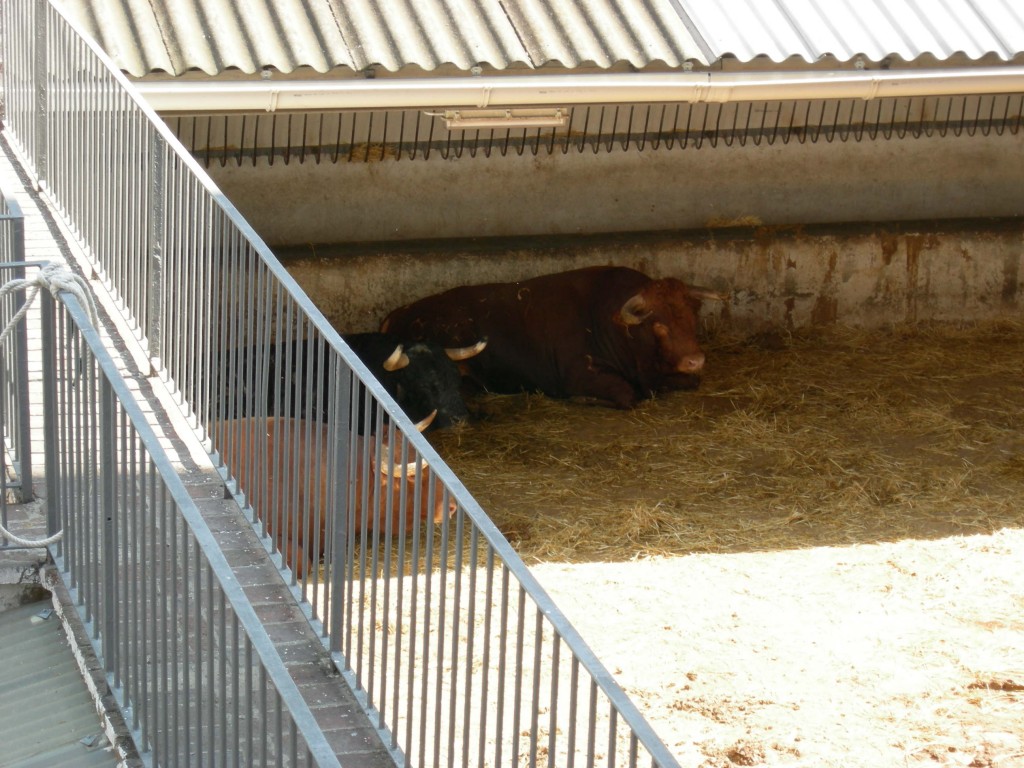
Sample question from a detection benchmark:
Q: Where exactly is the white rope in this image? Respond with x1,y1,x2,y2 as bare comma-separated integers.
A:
0,262,99,547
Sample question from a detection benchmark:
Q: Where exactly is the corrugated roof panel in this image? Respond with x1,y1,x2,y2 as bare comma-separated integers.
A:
332,0,530,72
56,0,1024,78
678,0,1024,63
62,0,704,75
499,0,705,68
61,0,356,74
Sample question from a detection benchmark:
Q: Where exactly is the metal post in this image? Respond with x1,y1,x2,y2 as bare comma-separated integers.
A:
11,256,33,502
33,0,48,188
327,355,351,654
40,290,60,538
146,125,165,370
100,372,117,673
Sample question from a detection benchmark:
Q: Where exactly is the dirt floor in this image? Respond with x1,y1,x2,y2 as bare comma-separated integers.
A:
430,322,1024,767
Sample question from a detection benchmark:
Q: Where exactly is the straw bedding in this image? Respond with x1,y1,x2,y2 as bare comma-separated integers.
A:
431,321,1024,563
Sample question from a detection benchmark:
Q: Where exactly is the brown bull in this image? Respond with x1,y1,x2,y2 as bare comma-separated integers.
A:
221,414,453,577
382,266,726,409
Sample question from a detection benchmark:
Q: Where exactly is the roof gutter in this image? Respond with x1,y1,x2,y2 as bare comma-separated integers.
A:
134,67,1024,114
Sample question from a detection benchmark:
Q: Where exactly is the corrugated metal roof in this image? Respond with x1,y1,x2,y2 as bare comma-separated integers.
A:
0,601,120,768
681,0,1024,64
57,0,706,76
56,0,1024,78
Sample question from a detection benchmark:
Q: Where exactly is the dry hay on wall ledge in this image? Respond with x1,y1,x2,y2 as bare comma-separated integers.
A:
430,320,1024,564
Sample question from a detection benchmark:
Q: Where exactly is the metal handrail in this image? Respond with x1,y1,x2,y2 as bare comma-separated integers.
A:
40,289,341,766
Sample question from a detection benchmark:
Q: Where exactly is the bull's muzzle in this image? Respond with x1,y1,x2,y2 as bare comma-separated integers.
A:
676,352,705,374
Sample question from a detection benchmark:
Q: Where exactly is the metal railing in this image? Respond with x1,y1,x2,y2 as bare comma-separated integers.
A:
39,287,341,767
1,1,682,765
0,188,35,523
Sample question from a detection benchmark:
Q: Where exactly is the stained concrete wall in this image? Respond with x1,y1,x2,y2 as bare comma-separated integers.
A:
207,130,1024,247
273,220,1024,337
202,125,1022,335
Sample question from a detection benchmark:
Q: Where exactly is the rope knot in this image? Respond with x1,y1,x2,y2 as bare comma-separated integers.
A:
0,261,97,547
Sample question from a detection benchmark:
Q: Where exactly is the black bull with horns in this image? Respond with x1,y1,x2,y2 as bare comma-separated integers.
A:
382,266,727,410
201,332,486,432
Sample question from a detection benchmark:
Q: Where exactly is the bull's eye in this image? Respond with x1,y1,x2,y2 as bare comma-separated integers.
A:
653,322,669,339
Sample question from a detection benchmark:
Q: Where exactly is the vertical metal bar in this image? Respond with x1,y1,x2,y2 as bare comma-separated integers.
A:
40,290,60,536
531,608,544,767
451,511,470,768
432,473,448,768
147,127,166,366
548,634,561,768
587,679,598,768
220,589,228,763
512,585,527,768
460,526,478,767
478,548,495,767
33,0,48,186
194,537,204,764
404,434,422,759
231,614,241,767
112,410,126,689
207,562,216,768
494,565,510,768
245,639,254,765
101,370,117,671
566,656,578,767
607,704,618,768
181,515,192,767
384,421,409,741
142,466,158,764
164,484,174,767
8,259,33,501
123,430,136,717
260,667,268,766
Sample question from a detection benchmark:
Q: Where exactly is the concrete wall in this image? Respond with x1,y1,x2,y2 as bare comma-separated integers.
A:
207,130,1024,247
273,220,1024,337
203,126,1022,335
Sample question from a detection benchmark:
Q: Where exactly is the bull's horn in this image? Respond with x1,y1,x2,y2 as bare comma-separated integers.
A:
620,293,650,325
378,410,435,476
445,339,487,361
382,344,410,371
414,410,437,432
378,430,430,479
687,286,731,302
379,443,426,477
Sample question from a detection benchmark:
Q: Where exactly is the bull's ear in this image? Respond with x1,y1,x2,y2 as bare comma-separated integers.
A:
687,286,730,302
620,293,651,325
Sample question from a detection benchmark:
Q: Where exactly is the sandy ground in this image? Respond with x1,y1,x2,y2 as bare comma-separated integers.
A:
529,530,1024,767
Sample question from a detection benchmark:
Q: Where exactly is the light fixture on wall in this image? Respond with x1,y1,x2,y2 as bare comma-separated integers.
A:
439,107,569,130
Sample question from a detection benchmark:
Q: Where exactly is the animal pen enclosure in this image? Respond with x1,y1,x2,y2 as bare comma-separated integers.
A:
249,112,1024,768
275,216,1024,767
421,320,1024,767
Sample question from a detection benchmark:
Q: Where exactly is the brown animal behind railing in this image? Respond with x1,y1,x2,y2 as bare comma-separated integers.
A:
218,415,453,577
